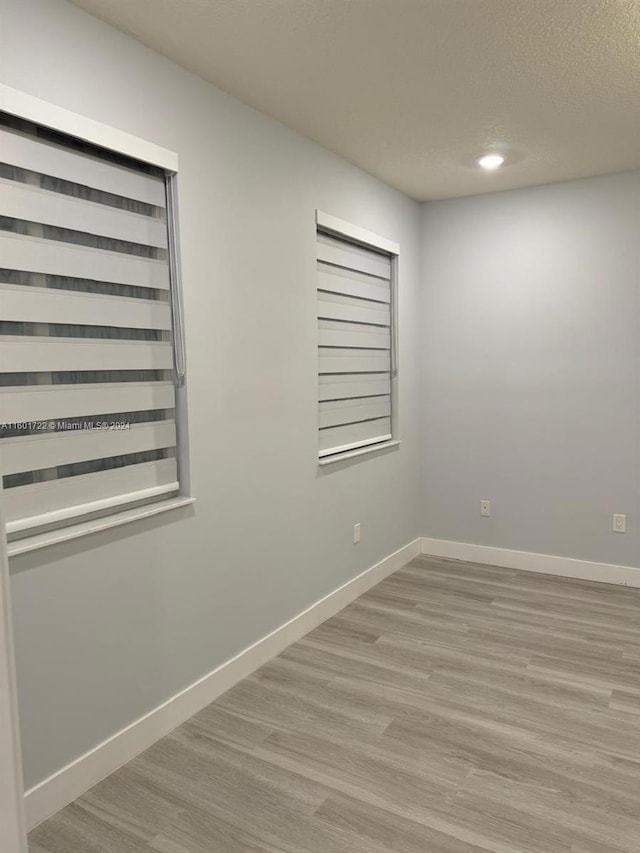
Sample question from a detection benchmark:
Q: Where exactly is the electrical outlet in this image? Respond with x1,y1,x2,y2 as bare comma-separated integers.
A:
480,500,491,517
353,522,361,544
612,514,626,533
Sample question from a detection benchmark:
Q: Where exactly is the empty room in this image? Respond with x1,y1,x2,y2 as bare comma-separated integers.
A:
0,1,639,851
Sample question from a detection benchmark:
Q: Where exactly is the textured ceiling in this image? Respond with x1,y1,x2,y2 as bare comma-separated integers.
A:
70,0,640,201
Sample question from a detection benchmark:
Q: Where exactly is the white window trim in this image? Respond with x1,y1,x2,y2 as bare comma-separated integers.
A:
6,496,195,557
316,211,400,255
4,483,181,536
318,439,401,466
0,84,178,172
1,86,191,554
315,210,400,463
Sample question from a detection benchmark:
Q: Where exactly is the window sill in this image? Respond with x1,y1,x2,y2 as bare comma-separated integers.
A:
318,439,401,466
6,496,195,557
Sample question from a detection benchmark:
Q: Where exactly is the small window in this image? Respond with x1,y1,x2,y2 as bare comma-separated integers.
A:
0,112,188,540
316,212,398,461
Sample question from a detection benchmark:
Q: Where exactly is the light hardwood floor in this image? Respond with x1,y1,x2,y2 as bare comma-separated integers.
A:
29,555,640,853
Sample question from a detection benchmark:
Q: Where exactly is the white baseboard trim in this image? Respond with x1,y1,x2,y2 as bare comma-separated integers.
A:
420,537,640,588
24,537,422,830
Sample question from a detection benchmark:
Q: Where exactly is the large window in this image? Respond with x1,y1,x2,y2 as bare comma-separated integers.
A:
0,107,187,544
316,212,399,461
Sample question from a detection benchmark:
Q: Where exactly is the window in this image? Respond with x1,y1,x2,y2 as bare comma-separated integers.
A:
0,105,188,543
316,212,399,461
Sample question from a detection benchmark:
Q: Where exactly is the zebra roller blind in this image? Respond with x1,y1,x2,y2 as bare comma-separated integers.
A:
317,226,396,458
0,114,182,536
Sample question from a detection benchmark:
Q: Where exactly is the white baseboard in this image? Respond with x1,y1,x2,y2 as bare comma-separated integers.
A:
24,537,421,830
420,537,640,588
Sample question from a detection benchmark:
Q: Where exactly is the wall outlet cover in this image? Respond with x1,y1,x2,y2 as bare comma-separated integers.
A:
612,514,626,533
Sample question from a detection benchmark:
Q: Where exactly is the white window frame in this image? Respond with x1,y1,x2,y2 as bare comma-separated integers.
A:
0,85,193,555
315,211,401,465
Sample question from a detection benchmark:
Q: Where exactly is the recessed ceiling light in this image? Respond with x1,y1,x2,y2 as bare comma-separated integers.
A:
477,153,505,171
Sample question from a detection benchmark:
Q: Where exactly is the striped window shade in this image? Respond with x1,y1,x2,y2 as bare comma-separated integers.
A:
317,222,397,459
0,113,184,537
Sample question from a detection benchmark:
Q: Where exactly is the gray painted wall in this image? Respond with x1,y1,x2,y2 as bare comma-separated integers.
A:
1,0,424,789
421,171,640,568
2,0,638,796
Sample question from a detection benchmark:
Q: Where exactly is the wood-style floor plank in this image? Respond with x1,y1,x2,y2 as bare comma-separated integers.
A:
29,555,640,852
